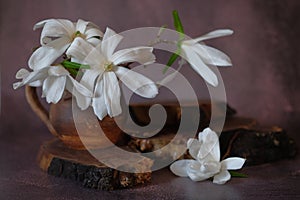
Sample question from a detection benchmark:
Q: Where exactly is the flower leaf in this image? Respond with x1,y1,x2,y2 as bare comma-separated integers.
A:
229,171,248,178
173,10,184,38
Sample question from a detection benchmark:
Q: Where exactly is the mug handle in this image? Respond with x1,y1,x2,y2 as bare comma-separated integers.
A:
25,86,59,137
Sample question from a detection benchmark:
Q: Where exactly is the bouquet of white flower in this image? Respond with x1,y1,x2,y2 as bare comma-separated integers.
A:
14,11,233,120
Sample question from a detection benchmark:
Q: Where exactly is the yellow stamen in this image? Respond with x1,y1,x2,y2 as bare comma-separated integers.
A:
104,62,114,71
72,31,86,41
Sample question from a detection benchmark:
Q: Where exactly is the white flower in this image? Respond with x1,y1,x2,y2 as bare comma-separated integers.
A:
13,65,92,105
66,27,158,120
181,29,233,86
170,128,245,184
29,19,103,70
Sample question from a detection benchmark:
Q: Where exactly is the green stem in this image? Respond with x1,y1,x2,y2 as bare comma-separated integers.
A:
61,60,90,69
229,171,248,178
164,10,185,73
67,68,78,77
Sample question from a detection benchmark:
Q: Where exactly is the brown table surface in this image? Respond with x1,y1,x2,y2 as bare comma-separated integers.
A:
0,126,299,200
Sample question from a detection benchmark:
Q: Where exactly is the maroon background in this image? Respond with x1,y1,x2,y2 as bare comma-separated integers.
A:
0,0,299,199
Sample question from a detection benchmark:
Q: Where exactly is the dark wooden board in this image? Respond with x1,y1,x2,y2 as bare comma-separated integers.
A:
220,126,297,165
129,117,297,165
38,139,153,190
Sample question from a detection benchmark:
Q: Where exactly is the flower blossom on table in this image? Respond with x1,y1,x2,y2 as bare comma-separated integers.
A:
180,29,233,86
29,19,103,70
66,27,158,120
170,128,246,184
13,65,92,105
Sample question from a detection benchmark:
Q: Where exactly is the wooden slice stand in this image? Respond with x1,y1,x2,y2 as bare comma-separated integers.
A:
38,139,152,190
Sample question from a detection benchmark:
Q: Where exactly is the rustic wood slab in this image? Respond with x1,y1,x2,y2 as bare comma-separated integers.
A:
38,139,153,190
129,117,297,165
220,125,297,165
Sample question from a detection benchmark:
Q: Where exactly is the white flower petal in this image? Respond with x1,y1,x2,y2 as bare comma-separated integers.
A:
28,68,49,82
204,161,221,175
15,68,30,79
67,37,104,66
186,160,215,181
198,128,217,141
101,27,123,58
213,170,231,184
66,37,93,62
103,72,122,117
87,37,101,47
192,29,233,43
65,76,92,110
111,47,155,65
85,27,103,40
80,69,103,92
76,19,89,34
40,19,75,44
85,49,106,68
86,21,101,30
13,68,48,89
28,80,43,87
28,45,68,70
69,77,93,98
198,128,220,161
48,65,69,76
33,19,50,30
193,44,232,66
170,159,195,177
206,143,220,163
187,138,201,160
43,35,70,49
114,67,158,98
221,157,246,170
92,77,107,120
42,76,66,104
181,45,218,86
13,82,23,90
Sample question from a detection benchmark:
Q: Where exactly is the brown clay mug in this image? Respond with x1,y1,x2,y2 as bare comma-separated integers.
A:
25,86,126,150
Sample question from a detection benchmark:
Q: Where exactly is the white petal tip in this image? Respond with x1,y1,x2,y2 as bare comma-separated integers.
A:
13,83,21,90
206,77,218,87
225,29,234,35
216,29,234,36
170,160,190,177
213,170,231,184
221,157,246,170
